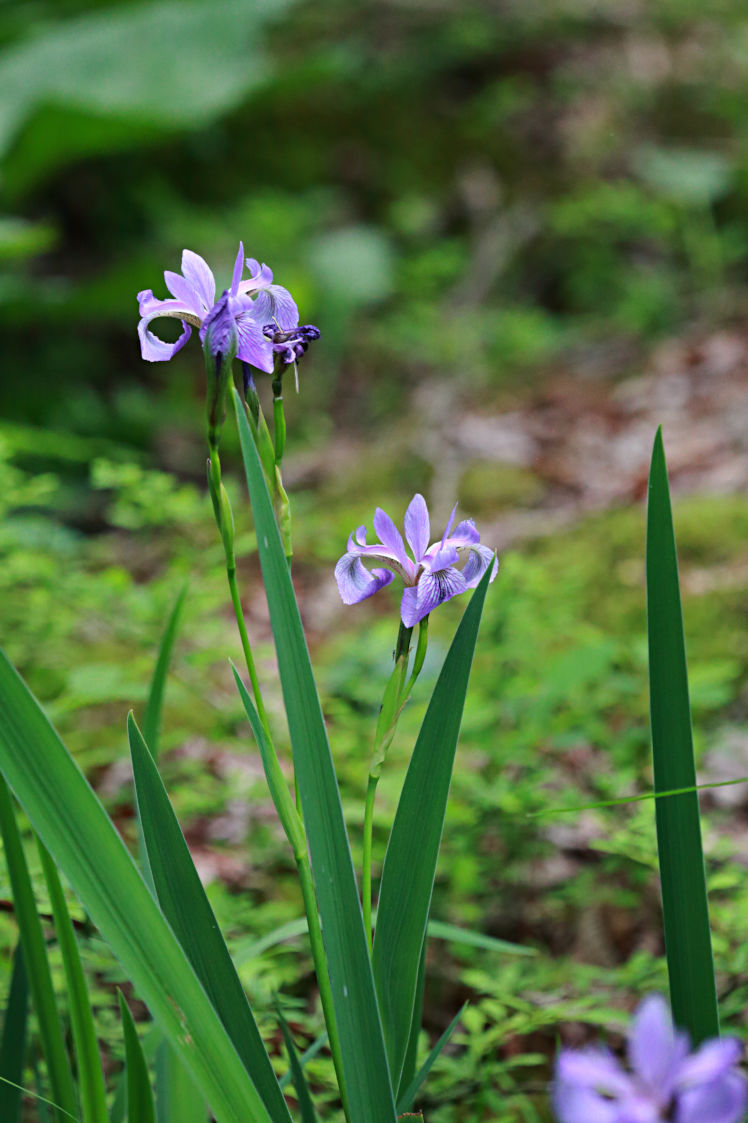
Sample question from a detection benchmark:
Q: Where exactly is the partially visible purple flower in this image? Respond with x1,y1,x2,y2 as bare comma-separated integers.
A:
137,244,298,373
335,493,497,626
553,995,747,1123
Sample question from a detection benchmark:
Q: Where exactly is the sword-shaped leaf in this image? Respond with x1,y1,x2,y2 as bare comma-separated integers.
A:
233,388,397,1123
646,427,718,1042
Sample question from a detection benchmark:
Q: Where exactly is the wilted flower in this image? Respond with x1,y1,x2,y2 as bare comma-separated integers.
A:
263,323,321,367
137,243,298,373
553,995,747,1123
335,493,497,627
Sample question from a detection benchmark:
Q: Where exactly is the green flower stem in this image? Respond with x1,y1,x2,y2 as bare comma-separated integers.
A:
272,390,286,464
362,618,429,949
208,442,270,740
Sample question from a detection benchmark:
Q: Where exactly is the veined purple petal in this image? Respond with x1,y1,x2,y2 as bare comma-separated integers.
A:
250,287,299,333
234,306,274,373
334,554,394,605
675,1039,744,1090
628,995,680,1099
401,565,467,626
404,493,430,563
180,250,216,310
461,543,499,588
373,508,410,569
163,270,208,316
230,242,245,295
676,1072,748,1123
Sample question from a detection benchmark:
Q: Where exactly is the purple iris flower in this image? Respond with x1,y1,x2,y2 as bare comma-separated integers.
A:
335,493,498,627
137,243,299,373
553,995,747,1123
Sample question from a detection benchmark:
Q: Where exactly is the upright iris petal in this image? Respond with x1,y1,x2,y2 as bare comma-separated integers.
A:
334,493,497,625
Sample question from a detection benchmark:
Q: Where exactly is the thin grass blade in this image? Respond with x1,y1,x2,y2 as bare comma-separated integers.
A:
373,562,491,1088
646,427,719,1042
233,388,396,1123
276,1008,319,1123
38,843,107,1123
127,713,292,1123
396,1003,467,1115
142,585,187,759
118,994,156,1123
0,647,277,1123
0,777,77,1123
0,943,29,1123
279,1033,328,1092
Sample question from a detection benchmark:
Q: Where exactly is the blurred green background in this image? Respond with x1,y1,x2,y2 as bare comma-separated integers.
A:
2,0,748,1119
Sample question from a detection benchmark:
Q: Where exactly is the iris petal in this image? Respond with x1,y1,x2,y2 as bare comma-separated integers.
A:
334,554,394,605
404,493,430,562
180,250,216,310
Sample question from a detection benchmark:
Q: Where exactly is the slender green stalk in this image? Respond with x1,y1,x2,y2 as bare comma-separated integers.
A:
362,619,429,949
208,442,271,739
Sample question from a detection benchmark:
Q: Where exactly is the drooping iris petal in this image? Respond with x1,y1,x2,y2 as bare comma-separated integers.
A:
552,1081,620,1123
628,995,680,1099
334,555,394,605
137,291,195,362
676,1072,748,1123
180,249,216,309
461,543,498,587
404,493,430,562
401,564,467,627
251,288,299,333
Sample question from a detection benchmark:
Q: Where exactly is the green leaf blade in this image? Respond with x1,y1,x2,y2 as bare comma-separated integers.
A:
0,777,77,1123
142,584,187,759
372,564,491,1088
646,427,719,1042
0,943,29,1123
127,713,292,1123
0,648,276,1123
232,389,397,1123
118,994,156,1123
38,843,108,1123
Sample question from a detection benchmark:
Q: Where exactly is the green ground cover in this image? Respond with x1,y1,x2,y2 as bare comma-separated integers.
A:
2,430,747,1120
